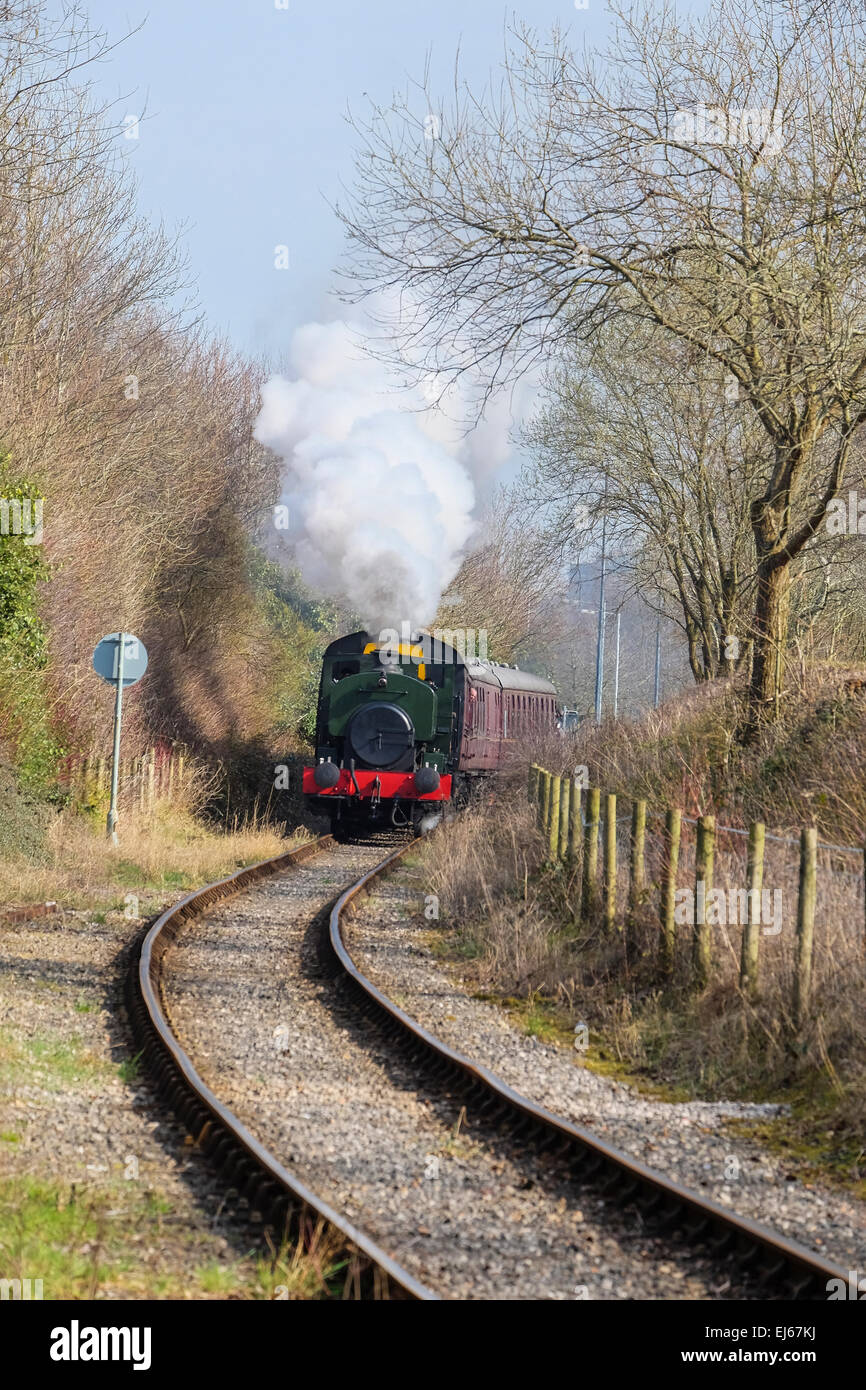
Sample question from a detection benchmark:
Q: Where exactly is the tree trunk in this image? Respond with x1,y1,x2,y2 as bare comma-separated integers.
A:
748,557,791,722
719,569,738,675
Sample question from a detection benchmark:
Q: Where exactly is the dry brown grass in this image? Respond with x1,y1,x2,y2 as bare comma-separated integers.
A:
528,665,866,844
0,804,309,912
426,799,582,1000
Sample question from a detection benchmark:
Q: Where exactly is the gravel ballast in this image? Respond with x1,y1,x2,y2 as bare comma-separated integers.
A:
0,906,282,1298
347,861,866,1272
163,840,805,1299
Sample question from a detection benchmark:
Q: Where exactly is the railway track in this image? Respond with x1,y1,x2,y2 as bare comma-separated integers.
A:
129,830,851,1301
128,833,434,1300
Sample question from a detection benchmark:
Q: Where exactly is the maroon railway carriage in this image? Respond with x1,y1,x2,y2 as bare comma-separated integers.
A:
459,656,559,770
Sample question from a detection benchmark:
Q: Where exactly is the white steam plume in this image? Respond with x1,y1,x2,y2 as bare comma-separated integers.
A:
254,319,478,632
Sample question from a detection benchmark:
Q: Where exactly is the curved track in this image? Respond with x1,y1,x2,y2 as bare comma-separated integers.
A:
128,834,435,1300
130,831,851,1301
329,844,852,1299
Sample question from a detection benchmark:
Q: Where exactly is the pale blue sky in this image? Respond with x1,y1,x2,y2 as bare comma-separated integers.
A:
79,0,612,358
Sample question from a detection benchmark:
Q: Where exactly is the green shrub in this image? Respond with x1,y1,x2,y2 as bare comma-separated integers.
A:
0,462,64,789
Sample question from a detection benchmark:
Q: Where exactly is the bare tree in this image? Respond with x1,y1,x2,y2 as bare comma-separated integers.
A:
340,0,866,727
521,322,764,683
431,488,562,666
0,3,289,760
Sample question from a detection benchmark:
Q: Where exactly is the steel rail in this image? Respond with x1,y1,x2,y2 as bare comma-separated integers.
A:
329,840,852,1301
128,832,437,1301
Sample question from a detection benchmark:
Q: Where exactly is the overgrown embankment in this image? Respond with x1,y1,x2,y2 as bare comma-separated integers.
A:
0,748,314,917
422,679,866,1197
558,668,866,845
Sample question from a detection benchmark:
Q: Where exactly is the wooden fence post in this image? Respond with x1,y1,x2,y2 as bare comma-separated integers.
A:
177,753,185,800
528,764,538,809
582,787,601,919
146,748,155,813
604,792,617,932
570,780,582,863
693,814,715,989
739,821,765,998
541,770,551,832
559,777,571,861
548,775,561,862
660,807,681,972
794,826,817,1030
628,799,646,920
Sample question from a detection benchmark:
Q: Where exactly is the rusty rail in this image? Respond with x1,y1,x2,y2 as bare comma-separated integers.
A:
128,832,437,1301
329,839,851,1301
130,827,852,1300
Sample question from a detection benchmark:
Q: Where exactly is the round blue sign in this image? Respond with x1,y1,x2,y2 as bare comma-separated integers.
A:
92,632,148,688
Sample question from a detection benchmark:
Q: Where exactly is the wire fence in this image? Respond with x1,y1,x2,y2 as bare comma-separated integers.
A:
528,764,865,1030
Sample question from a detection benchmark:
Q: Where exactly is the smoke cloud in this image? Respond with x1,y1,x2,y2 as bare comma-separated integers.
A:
254,319,479,631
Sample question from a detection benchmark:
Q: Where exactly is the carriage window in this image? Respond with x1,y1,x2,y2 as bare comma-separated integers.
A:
331,660,360,681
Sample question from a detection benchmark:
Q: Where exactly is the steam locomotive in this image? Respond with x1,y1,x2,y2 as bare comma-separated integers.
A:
302,630,558,835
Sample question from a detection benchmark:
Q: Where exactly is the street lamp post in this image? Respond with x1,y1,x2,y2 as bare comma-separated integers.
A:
653,613,661,709
613,610,621,720
593,485,608,723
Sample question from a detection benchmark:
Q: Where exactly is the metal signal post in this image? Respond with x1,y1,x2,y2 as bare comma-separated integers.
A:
92,631,148,845
107,634,125,844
